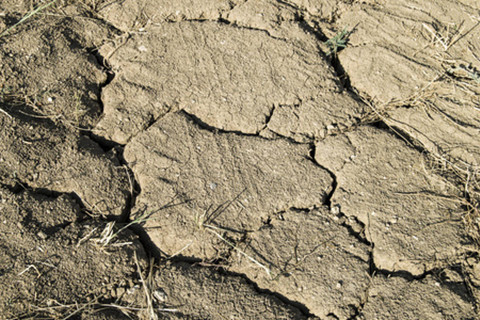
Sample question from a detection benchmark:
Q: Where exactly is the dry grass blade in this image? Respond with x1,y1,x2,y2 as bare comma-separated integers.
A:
205,227,272,279
0,107,12,118
134,252,157,320
0,0,59,37
92,211,152,246
29,299,178,319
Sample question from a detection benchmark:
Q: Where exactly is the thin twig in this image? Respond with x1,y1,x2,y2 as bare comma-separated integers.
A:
134,252,157,320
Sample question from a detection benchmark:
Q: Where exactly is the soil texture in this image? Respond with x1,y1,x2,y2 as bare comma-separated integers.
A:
1,0,479,319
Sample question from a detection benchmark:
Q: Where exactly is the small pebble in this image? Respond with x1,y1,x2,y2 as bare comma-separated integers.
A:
153,288,167,302
330,205,340,215
37,231,47,240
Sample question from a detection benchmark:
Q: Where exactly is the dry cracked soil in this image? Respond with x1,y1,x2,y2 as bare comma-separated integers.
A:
0,0,480,319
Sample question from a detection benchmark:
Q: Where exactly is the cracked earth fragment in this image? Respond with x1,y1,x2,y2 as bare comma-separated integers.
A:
230,207,370,319
0,17,109,129
124,112,332,260
98,0,242,30
315,127,468,276
94,20,364,144
360,272,476,319
333,0,480,166
153,262,306,319
0,112,129,216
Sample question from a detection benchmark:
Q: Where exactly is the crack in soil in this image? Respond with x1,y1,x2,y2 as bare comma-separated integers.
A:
2,177,91,221
85,54,317,318
85,10,480,318
182,109,275,138
216,267,315,318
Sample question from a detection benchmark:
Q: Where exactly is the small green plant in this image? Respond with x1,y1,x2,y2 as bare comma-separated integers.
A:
325,27,353,57
0,0,59,38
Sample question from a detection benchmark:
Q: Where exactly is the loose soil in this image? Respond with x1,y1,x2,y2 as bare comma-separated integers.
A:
0,0,479,319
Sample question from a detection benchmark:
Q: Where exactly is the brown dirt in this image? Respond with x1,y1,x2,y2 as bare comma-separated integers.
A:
0,0,479,319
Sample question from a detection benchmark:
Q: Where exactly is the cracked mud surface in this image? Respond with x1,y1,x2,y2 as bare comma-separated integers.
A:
1,0,479,319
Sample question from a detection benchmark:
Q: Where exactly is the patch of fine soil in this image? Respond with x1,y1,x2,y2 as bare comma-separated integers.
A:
0,109,130,217
1,0,479,319
0,187,147,319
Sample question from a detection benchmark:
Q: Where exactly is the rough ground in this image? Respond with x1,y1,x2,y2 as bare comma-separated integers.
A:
0,0,479,319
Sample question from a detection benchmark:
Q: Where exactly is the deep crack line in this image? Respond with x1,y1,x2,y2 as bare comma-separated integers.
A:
308,143,337,208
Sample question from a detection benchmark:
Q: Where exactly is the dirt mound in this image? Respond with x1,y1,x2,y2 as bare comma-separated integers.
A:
0,11,110,129
230,207,370,319
153,262,306,319
361,272,476,319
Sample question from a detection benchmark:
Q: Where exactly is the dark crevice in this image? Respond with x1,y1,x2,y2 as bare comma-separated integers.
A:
368,120,429,155
328,313,340,320
182,109,273,139
262,126,317,145
168,15,295,42
296,15,329,43
89,48,115,88
85,47,141,223
339,212,372,247
129,223,168,259
295,16,351,87
373,264,436,282
307,144,373,247
217,17,232,25
260,104,276,132
214,265,314,318
87,47,117,150
136,111,170,138
308,143,337,208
